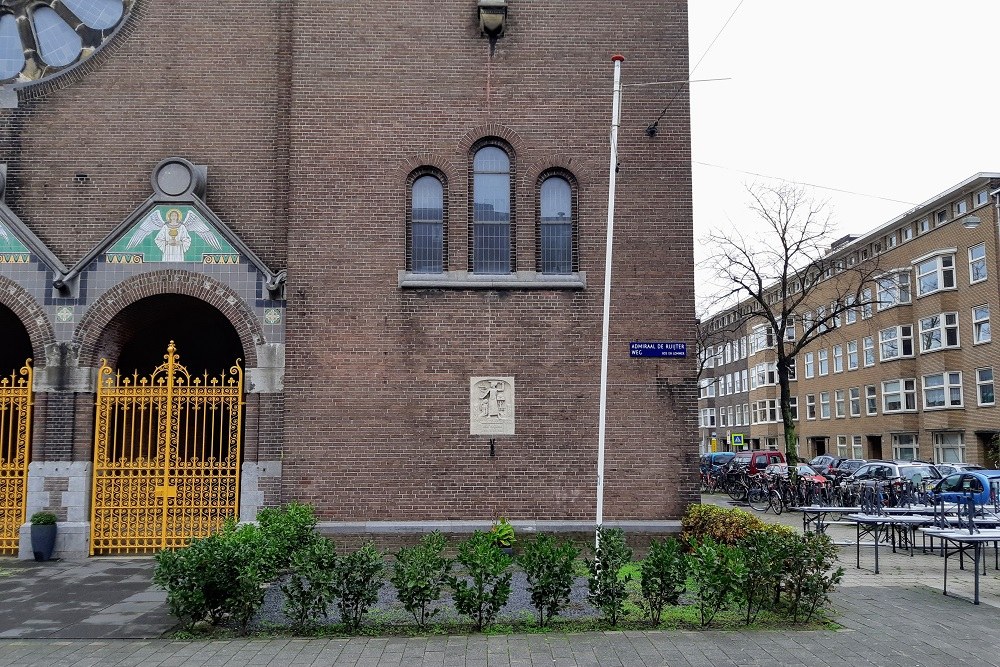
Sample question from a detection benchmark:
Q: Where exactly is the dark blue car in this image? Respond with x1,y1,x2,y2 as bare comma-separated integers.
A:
932,470,1000,506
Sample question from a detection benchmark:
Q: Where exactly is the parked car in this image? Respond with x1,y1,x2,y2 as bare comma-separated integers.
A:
700,451,736,474
846,460,942,485
934,462,986,477
732,449,786,476
809,455,847,476
764,462,827,483
830,459,866,477
931,470,1000,506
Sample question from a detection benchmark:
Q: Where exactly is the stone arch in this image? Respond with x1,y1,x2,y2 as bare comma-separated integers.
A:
74,269,264,368
0,275,55,366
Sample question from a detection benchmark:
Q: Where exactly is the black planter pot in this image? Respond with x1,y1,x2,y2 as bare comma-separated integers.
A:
30,524,57,562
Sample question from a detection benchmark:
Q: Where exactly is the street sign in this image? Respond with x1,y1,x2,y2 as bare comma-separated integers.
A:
629,341,686,358
732,433,745,447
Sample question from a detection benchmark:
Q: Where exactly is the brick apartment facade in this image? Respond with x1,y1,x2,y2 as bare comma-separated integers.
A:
0,1,696,558
699,173,1000,468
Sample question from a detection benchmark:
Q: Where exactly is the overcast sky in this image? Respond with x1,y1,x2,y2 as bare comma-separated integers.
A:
686,1,1000,310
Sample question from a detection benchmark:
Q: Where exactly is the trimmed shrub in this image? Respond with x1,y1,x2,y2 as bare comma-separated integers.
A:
258,502,318,571
450,530,513,631
517,533,580,627
686,536,746,628
335,542,385,632
681,504,770,546
782,532,844,622
390,531,453,629
737,528,794,625
639,537,687,625
280,535,339,633
586,527,633,626
153,520,277,632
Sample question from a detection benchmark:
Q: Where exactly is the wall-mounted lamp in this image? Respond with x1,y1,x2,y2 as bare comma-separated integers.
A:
479,0,507,38
963,214,982,230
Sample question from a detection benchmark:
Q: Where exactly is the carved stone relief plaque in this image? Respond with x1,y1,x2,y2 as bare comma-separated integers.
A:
470,376,515,435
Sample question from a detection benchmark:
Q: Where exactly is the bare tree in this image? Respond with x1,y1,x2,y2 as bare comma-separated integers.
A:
703,183,881,462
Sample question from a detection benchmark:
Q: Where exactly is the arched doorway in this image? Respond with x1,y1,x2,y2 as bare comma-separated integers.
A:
0,305,33,556
89,295,246,555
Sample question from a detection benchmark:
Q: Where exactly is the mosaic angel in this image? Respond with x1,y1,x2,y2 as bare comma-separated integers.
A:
125,208,221,262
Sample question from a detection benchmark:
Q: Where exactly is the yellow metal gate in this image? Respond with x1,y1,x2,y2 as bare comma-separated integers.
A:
90,342,243,555
0,361,32,556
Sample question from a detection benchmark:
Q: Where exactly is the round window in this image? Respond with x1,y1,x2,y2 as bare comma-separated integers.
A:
0,0,132,86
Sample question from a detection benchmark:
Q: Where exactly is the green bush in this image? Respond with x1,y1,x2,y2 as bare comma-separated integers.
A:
585,527,633,626
517,533,579,627
639,537,687,625
737,529,793,625
258,502,318,571
335,542,385,632
450,530,513,631
280,535,338,633
686,537,746,628
390,531,453,629
782,532,844,622
153,521,277,632
681,504,792,546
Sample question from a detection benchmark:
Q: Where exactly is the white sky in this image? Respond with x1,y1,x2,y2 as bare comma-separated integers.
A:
687,1,1000,308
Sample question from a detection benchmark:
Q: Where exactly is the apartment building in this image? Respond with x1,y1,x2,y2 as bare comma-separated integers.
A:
699,173,1000,467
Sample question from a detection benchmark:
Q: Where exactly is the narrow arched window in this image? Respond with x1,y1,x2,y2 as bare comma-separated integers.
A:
409,174,445,273
472,145,512,273
538,175,574,274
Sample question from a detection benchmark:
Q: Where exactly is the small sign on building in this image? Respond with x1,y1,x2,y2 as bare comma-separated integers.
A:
732,433,745,447
629,341,686,358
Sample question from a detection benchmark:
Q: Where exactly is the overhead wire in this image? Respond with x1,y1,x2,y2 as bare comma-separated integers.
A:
692,161,918,205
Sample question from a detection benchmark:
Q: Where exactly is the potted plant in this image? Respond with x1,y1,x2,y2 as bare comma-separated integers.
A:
490,517,516,556
30,512,58,562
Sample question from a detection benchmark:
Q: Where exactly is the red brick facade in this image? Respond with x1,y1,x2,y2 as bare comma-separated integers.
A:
0,0,696,535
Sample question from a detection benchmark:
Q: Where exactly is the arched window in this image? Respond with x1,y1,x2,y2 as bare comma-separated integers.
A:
538,175,575,274
471,144,512,274
408,173,445,273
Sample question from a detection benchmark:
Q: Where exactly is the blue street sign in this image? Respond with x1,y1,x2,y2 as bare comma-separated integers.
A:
629,341,687,358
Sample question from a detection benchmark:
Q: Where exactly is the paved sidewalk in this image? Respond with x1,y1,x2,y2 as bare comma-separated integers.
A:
0,584,999,666
4,496,1000,665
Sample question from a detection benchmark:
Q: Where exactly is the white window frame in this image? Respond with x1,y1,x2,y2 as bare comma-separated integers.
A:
901,225,914,242
819,391,830,419
818,348,829,376
971,304,990,346
935,209,949,227
975,189,989,207
969,243,987,284
892,433,919,461
852,435,864,459
977,367,995,406
876,271,911,310
849,387,861,417
845,295,857,324
833,344,843,373
788,396,798,421
918,312,960,353
847,340,858,371
865,385,877,415
954,200,968,217
914,252,957,297
863,336,875,367
836,435,848,458
804,352,815,379
861,288,873,320
922,371,963,410
806,394,816,420
879,324,914,361
835,389,845,418
882,378,917,413
918,217,930,234
933,432,965,464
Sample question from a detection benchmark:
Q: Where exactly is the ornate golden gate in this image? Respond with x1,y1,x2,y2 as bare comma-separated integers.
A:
0,361,32,556
90,342,243,555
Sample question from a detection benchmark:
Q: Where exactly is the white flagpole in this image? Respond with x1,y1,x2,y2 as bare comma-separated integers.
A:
596,54,625,549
